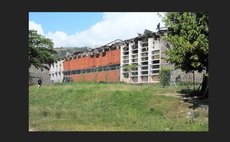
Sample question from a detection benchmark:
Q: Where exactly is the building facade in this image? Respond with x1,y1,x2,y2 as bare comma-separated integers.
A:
61,28,171,83
120,29,170,83
49,59,64,83
63,42,121,83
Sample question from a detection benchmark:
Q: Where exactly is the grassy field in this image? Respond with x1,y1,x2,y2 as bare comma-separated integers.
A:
29,82,208,131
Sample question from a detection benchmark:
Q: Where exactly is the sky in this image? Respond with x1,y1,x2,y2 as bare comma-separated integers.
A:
29,12,165,48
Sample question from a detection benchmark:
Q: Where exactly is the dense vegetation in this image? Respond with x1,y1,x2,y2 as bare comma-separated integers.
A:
163,12,209,97
29,30,58,70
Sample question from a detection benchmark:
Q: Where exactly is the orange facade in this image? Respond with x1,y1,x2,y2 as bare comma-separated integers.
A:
64,49,120,71
71,70,120,82
63,49,121,82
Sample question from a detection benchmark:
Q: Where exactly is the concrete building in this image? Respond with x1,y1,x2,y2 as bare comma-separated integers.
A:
120,28,170,83
49,59,64,83
62,27,171,83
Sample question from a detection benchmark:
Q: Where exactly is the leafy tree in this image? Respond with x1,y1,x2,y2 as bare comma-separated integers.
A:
123,64,138,83
159,67,171,88
162,12,208,97
29,30,58,70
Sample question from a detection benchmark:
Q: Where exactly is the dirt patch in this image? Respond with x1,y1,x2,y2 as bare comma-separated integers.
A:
159,92,183,98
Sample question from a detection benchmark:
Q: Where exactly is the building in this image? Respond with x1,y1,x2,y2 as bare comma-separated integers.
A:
120,29,170,83
49,59,64,83
63,40,121,83
61,27,171,83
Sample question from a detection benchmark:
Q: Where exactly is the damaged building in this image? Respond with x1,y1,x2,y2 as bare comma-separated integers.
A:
120,28,169,83
62,40,121,82
49,25,204,84
49,59,64,83
58,26,171,83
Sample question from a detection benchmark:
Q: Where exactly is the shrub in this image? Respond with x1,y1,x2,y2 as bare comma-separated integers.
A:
159,67,171,88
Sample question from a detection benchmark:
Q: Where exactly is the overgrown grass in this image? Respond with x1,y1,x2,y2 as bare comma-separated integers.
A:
29,83,208,131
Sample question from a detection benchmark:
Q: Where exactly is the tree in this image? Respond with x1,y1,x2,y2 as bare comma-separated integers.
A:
159,67,171,88
163,12,208,97
29,30,58,70
123,64,138,83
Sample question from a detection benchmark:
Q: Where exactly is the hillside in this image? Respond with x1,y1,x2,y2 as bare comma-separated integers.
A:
29,83,208,131
54,47,91,58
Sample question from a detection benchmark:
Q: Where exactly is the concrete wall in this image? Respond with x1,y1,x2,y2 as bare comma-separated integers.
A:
29,65,51,85
171,69,205,83
49,60,64,83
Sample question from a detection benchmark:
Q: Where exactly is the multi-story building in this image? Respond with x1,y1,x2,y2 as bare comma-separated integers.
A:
49,59,64,83
63,40,121,83
120,29,170,83
62,27,171,83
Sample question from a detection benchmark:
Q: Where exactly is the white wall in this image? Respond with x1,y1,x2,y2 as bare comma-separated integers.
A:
49,60,64,83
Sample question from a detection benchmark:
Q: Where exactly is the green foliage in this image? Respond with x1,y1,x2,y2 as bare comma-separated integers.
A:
123,64,138,79
159,67,171,87
163,12,208,73
29,30,58,70
123,64,138,72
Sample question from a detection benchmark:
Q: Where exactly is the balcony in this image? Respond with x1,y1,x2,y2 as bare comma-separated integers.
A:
141,47,148,52
123,51,129,55
123,46,129,51
123,56,129,60
132,54,138,58
152,60,160,64
141,71,148,75
141,52,148,56
152,55,160,60
151,70,160,75
132,50,138,54
141,57,148,62
131,72,138,76
123,60,129,64
141,61,148,65
132,44,138,49
131,59,138,63
141,41,148,47
152,50,160,54
141,66,148,70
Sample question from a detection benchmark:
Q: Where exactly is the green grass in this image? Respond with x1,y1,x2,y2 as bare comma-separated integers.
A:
29,83,208,131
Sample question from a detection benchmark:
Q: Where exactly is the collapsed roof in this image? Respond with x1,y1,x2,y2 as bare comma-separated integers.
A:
64,26,168,60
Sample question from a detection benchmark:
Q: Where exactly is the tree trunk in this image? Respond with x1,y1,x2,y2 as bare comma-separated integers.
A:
199,73,208,98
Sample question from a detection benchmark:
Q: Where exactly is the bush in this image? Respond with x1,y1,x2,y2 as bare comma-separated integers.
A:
159,67,171,88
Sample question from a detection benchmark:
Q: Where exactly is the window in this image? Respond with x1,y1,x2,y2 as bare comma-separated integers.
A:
123,73,129,78
71,70,75,74
141,66,148,70
152,70,160,74
152,60,160,64
152,65,160,69
109,65,117,70
131,77,138,82
141,76,148,82
141,71,148,74
142,62,148,65
132,50,138,54
76,70,81,74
